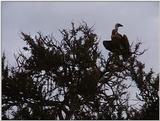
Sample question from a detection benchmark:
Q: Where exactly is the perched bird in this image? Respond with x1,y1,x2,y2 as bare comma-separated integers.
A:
103,23,131,60
111,23,123,50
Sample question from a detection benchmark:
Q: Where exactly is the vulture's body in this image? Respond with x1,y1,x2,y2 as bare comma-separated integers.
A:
103,23,131,60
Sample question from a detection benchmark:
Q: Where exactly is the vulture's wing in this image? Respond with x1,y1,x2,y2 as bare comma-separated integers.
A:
103,40,114,52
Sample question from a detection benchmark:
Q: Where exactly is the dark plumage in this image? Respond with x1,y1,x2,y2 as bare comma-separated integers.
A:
103,23,131,60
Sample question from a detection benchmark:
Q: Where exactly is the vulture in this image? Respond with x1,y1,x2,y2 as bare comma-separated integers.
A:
103,23,131,60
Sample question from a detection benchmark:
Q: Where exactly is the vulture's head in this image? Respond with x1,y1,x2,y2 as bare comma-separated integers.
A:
115,23,123,29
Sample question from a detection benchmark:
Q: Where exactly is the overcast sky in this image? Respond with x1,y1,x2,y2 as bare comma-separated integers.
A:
2,1,159,73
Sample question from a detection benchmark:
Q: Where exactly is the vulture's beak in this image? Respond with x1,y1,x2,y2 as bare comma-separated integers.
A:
118,24,123,27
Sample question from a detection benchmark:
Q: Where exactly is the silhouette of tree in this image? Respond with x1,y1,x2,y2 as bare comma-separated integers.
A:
2,22,159,120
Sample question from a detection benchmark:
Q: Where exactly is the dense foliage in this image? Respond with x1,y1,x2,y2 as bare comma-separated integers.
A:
2,22,159,120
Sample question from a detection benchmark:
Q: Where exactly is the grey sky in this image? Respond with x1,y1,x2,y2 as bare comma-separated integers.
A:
2,1,159,73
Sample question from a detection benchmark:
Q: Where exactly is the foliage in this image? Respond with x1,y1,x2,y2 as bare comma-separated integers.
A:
2,22,159,120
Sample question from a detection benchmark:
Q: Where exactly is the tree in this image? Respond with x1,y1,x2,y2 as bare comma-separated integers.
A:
2,22,159,120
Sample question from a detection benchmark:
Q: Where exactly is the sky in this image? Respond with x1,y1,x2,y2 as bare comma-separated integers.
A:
2,1,159,73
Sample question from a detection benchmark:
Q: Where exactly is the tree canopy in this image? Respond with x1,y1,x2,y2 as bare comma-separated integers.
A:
2,22,159,120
